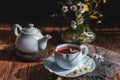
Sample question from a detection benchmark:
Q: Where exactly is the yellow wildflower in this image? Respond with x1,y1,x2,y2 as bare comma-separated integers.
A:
93,11,97,15
103,0,106,3
85,4,89,12
90,15,97,19
95,3,99,8
99,14,103,17
97,20,102,23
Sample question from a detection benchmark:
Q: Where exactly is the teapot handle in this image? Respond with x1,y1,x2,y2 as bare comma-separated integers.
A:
14,24,22,36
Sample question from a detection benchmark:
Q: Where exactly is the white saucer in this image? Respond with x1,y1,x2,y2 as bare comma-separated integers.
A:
44,54,96,78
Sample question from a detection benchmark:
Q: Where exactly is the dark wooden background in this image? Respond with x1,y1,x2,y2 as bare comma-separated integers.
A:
0,0,120,24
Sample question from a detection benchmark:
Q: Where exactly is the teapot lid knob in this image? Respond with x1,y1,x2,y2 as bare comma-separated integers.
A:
28,23,34,28
22,23,40,34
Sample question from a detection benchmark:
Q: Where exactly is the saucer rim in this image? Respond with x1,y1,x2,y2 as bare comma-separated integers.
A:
44,54,96,78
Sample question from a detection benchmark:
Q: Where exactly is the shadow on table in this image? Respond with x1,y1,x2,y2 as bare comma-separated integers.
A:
15,64,58,80
0,45,17,61
0,46,50,62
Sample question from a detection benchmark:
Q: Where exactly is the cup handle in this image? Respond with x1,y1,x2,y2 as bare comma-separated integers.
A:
80,45,88,57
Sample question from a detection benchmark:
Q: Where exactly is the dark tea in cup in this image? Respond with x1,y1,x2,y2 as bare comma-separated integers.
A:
55,44,88,69
57,46,80,54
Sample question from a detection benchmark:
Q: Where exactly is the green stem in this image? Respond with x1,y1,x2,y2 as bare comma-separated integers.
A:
82,25,88,32
83,26,86,32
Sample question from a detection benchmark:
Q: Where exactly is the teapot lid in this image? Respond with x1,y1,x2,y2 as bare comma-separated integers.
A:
22,24,39,34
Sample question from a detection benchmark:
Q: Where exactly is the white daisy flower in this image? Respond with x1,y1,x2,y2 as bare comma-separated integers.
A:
93,54,104,62
80,4,86,13
71,20,77,30
76,10,82,18
98,55,104,62
77,2,81,6
70,5,78,11
76,16,84,24
62,6,68,13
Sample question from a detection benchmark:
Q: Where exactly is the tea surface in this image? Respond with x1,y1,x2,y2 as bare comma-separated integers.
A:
57,46,80,54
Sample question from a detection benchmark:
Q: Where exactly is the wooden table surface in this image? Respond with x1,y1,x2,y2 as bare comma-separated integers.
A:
0,21,120,80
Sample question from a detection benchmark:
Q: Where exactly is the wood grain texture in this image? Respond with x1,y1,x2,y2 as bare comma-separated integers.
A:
0,22,120,80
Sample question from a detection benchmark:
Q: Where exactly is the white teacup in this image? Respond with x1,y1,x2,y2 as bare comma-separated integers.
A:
54,43,88,69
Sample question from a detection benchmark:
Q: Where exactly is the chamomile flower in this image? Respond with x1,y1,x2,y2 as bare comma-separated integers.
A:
71,20,77,30
76,16,84,25
97,55,104,62
93,54,104,62
77,2,81,6
70,5,78,11
62,6,68,13
76,10,82,18
80,4,86,13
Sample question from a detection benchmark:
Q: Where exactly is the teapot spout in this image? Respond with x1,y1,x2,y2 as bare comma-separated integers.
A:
45,34,52,40
38,34,52,50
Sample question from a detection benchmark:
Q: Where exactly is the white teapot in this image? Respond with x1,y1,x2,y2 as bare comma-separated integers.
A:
14,23,52,54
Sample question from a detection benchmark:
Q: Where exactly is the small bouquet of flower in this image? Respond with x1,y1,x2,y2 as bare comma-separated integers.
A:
61,0,106,31
60,0,106,43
